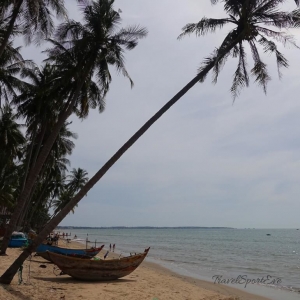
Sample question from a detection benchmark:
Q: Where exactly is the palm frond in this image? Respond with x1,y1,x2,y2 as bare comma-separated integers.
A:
258,34,289,78
257,26,299,48
230,42,249,99
249,40,270,93
178,18,232,40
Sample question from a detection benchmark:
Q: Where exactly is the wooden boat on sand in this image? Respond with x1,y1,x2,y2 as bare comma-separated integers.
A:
46,247,150,281
36,243,104,260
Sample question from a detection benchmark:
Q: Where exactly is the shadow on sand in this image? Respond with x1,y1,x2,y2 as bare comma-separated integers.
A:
32,276,136,284
1,284,32,300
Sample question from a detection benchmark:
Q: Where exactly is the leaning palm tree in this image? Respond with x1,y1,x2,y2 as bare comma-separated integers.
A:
0,0,67,57
1,0,299,284
0,0,147,256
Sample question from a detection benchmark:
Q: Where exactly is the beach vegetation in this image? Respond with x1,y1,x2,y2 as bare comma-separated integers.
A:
0,0,147,257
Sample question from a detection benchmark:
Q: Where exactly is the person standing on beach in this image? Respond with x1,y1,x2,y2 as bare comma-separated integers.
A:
113,244,115,252
109,244,111,251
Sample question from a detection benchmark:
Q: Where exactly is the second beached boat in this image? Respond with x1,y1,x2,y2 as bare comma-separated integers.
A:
36,243,104,260
45,247,150,281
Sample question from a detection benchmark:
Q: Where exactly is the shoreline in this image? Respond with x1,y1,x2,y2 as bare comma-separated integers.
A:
143,259,300,300
0,239,271,300
74,237,298,300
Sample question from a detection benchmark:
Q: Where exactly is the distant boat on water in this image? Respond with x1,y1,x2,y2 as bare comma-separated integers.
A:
266,234,271,236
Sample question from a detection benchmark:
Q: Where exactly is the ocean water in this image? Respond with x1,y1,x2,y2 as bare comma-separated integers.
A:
61,228,300,297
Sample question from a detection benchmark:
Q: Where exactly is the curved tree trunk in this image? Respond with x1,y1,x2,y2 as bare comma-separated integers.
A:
20,127,38,193
30,124,47,170
0,66,213,283
0,0,23,58
16,124,47,227
0,39,239,281
25,185,48,228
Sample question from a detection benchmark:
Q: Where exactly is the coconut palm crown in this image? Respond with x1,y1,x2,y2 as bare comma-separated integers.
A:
179,0,300,99
45,0,148,108
0,0,67,58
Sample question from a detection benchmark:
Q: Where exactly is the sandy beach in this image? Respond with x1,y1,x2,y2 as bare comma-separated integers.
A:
0,240,270,300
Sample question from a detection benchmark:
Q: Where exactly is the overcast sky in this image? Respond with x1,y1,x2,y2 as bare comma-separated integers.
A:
19,1,300,228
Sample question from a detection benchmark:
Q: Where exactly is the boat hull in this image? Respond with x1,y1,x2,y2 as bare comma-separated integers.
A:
47,247,150,281
37,251,92,261
8,238,27,248
36,243,103,257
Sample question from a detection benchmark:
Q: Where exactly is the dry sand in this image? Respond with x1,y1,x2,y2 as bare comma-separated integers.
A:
0,240,270,300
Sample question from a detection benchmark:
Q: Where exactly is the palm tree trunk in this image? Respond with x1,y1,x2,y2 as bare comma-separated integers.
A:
25,176,50,228
30,123,47,169
0,0,23,58
20,128,38,193
17,183,35,228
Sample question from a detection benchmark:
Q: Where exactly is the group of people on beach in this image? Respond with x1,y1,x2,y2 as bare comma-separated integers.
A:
103,244,116,259
46,232,59,245
61,232,72,238
109,244,115,252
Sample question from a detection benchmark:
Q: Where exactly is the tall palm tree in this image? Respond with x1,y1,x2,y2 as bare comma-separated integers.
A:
0,105,25,160
17,122,77,227
13,64,62,192
0,0,67,57
0,158,18,209
2,0,299,284
67,168,89,194
0,0,147,255
51,167,89,216
0,43,32,107
0,106,24,210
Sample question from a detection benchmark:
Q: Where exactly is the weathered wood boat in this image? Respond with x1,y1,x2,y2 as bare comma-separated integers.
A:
36,243,104,258
46,247,150,281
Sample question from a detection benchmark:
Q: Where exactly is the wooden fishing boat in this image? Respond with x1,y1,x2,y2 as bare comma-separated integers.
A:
46,247,150,281
36,243,104,258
